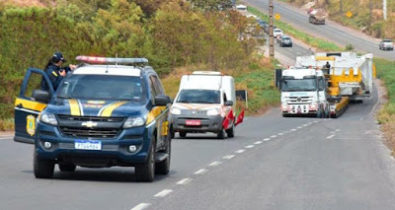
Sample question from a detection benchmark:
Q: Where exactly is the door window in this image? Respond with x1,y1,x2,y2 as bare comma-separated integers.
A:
23,72,46,100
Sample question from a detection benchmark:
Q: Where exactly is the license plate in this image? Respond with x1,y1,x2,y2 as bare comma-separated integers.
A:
185,120,201,126
75,140,102,150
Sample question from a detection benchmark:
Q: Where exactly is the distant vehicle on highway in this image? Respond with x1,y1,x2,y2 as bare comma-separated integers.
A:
379,39,394,51
308,8,326,25
235,4,247,14
278,35,293,47
257,19,268,29
273,28,283,38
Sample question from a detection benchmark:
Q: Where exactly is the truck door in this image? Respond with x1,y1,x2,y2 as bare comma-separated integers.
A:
14,68,54,144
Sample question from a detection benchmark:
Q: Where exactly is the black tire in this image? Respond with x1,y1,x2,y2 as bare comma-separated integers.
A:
179,131,187,138
226,123,235,138
135,142,155,182
217,129,225,139
59,163,76,172
34,150,54,179
156,139,171,175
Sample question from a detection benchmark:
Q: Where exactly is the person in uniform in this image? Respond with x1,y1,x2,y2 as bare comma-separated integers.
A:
41,52,76,90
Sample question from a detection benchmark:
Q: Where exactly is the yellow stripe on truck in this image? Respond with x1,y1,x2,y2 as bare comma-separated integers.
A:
15,97,47,112
146,106,166,125
100,101,128,117
69,99,81,116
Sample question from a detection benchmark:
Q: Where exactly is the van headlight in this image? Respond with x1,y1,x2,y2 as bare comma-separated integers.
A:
123,117,145,128
40,112,58,126
171,107,181,115
207,108,220,116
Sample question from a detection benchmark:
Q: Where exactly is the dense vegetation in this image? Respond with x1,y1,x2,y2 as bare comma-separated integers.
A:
0,0,263,123
282,0,395,39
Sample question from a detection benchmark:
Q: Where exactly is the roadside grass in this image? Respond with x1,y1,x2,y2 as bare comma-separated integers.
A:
375,58,395,153
248,6,342,51
0,118,14,131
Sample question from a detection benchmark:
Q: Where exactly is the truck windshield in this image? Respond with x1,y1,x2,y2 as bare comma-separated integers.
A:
57,75,146,102
281,79,317,92
177,89,220,104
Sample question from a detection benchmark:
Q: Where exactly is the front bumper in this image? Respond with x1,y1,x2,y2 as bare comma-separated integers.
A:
35,122,155,167
171,114,223,133
282,104,318,115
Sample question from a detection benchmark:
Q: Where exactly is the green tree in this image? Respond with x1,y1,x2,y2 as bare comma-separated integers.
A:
189,0,234,11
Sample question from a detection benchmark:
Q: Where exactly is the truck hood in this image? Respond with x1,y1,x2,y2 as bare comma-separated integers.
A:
281,91,317,100
46,99,146,117
172,103,221,111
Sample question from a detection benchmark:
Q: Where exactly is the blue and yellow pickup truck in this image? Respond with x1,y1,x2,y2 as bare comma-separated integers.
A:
14,56,172,182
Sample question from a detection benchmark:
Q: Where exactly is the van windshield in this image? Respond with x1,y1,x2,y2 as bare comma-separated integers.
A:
281,79,317,92
57,75,147,102
177,89,220,104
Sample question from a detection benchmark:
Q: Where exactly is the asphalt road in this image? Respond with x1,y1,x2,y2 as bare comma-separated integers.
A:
2,85,395,210
246,0,395,61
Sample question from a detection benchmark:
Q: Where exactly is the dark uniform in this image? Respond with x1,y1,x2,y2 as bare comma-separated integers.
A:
41,52,70,90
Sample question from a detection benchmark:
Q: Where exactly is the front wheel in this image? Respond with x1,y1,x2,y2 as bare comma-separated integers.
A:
156,139,171,175
226,123,235,138
59,163,76,172
34,151,54,179
217,129,225,139
135,142,155,182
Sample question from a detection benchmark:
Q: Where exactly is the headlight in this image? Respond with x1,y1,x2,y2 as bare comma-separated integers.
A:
207,108,220,116
170,107,181,115
40,112,58,126
123,117,145,128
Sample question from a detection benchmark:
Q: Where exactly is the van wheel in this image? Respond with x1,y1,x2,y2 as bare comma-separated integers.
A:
156,139,171,175
179,132,187,138
226,124,235,138
217,129,225,139
135,141,155,182
59,163,76,172
34,150,54,179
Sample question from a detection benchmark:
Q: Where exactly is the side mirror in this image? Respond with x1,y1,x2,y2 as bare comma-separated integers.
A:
154,95,171,106
32,89,51,103
225,100,234,106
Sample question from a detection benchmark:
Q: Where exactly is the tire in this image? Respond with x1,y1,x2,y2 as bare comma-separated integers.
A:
179,131,187,138
59,163,76,172
34,150,54,179
156,139,171,175
226,123,235,138
135,141,155,182
217,129,225,139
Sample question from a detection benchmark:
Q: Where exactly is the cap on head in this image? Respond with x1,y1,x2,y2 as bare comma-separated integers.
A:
52,52,66,63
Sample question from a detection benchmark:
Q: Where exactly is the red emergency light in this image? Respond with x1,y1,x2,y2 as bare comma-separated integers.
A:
75,55,148,65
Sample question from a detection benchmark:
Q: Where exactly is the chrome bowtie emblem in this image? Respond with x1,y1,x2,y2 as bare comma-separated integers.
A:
81,121,97,128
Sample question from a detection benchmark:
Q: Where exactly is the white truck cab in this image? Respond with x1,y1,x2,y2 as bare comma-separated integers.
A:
280,68,328,117
170,71,242,139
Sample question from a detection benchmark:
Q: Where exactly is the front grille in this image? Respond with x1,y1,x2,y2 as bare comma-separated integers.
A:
181,110,207,115
59,126,120,139
57,115,125,139
288,96,312,104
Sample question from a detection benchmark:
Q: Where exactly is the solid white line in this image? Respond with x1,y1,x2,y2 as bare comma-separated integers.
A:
235,149,245,154
245,145,254,149
278,133,284,136
270,135,277,138
194,168,208,175
326,134,335,139
209,161,222,167
254,141,263,145
130,203,151,210
223,154,235,160
176,178,192,185
154,189,173,198
263,138,270,141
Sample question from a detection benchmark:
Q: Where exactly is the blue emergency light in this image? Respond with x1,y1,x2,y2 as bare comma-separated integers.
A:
76,56,148,65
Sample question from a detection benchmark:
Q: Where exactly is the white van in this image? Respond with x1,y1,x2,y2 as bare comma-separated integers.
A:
170,71,243,139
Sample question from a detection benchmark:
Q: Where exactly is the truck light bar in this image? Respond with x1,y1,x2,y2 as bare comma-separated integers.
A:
76,56,148,64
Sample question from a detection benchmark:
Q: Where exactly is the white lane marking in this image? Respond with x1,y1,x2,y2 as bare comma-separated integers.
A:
254,141,263,145
209,161,222,167
177,178,192,185
223,155,235,160
235,149,245,154
154,189,173,198
297,126,302,129
326,134,335,139
278,133,284,136
130,203,151,210
263,138,271,141
194,168,208,175
245,145,255,149
291,128,297,131
335,129,340,132
270,135,277,138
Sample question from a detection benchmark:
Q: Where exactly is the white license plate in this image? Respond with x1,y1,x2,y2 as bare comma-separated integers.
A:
75,140,102,150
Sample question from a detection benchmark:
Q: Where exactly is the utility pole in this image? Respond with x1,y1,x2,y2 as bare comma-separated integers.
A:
269,0,274,58
383,0,387,20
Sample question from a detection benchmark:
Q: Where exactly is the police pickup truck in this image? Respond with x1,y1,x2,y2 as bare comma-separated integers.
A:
14,56,172,182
